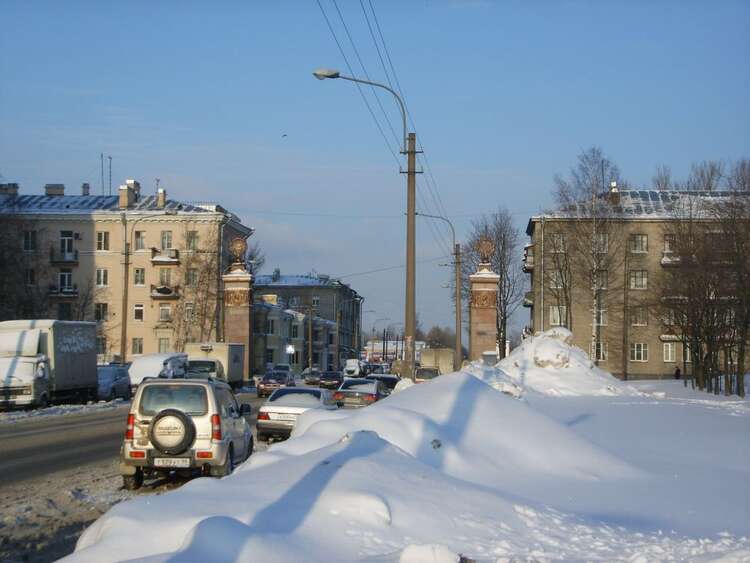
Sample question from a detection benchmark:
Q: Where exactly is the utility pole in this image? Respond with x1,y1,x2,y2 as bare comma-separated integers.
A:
100,153,104,195
308,305,314,373
119,213,129,364
403,132,419,381
108,156,112,196
454,242,462,370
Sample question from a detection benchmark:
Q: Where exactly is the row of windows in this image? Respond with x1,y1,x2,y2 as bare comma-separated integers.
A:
549,305,665,328
97,336,170,356
27,267,202,290
22,230,200,252
589,341,689,363
548,233,676,255
548,269,649,290
95,302,196,323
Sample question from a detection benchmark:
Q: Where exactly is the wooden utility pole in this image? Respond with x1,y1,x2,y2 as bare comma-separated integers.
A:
403,132,421,381
307,305,314,373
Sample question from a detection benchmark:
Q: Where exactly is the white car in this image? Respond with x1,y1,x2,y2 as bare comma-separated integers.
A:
97,365,131,401
256,388,337,442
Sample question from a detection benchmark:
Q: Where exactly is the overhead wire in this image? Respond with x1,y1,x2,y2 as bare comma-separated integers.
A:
335,253,451,279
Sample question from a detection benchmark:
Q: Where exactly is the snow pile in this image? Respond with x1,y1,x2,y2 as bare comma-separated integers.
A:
0,398,129,424
67,372,750,562
473,327,640,397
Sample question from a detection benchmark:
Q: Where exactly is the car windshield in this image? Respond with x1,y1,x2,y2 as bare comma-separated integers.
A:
268,389,321,407
341,380,376,393
321,372,341,379
263,374,284,382
366,375,399,389
188,361,215,373
139,384,207,416
274,365,290,372
416,369,439,380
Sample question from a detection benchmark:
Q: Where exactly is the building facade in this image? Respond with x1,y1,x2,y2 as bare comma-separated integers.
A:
253,270,363,369
524,189,746,380
0,180,253,363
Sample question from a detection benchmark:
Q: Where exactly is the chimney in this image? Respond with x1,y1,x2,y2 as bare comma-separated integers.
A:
44,184,65,197
609,181,620,205
156,187,166,208
118,183,136,209
0,183,19,197
81,182,90,196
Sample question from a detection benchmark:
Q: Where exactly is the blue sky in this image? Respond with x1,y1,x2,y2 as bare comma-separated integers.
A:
1,0,748,335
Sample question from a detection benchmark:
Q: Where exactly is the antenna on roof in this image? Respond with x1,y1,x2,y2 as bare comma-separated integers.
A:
107,156,112,195
100,153,104,195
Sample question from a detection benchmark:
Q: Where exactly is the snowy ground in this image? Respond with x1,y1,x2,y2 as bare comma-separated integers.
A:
64,329,750,562
0,398,130,425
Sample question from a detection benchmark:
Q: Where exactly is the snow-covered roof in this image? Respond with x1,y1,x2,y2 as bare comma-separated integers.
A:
0,194,213,215
254,273,344,288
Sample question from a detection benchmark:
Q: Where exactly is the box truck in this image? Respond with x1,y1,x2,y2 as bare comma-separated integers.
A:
0,320,98,409
185,342,244,388
419,348,455,375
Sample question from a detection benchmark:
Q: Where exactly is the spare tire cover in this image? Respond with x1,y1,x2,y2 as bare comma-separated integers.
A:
150,409,195,455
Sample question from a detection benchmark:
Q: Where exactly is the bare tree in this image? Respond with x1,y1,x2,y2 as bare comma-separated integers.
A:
459,207,524,359
0,217,50,320
653,165,672,190
686,160,725,191
245,240,266,275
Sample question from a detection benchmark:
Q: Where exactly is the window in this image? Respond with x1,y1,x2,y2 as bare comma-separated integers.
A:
629,234,648,253
59,231,74,255
592,269,608,290
629,270,648,290
663,234,675,254
266,319,275,335
663,309,676,326
595,305,607,326
550,233,565,253
159,304,171,322
312,295,320,308
549,270,564,289
631,306,648,326
594,233,608,254
629,342,648,362
186,268,198,287
591,341,608,361
96,268,108,287
132,337,143,355
96,336,107,355
57,302,72,320
135,231,146,251
134,268,145,286
160,230,172,250
185,302,195,322
328,353,334,367
328,332,334,345
59,269,73,290
292,325,299,338
96,231,110,251
186,231,198,250
134,303,144,321
95,303,108,321
683,342,692,363
159,268,171,286
23,230,37,252
289,296,300,307
663,342,676,363
293,351,301,365
158,338,170,353
313,352,320,365
549,305,567,327
265,349,274,365
25,268,35,286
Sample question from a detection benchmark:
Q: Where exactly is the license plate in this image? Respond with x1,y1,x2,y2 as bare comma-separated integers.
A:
275,414,297,421
154,457,191,468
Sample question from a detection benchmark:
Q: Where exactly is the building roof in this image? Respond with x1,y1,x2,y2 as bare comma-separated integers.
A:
0,194,213,215
255,272,351,290
527,189,748,235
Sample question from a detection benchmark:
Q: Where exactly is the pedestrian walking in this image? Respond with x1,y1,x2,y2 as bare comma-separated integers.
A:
674,366,681,380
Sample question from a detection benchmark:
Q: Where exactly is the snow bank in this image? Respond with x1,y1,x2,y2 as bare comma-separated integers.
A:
0,398,129,424
473,327,640,397
67,371,750,562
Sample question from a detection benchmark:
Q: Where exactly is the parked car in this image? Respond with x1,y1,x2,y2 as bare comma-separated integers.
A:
257,371,294,398
128,353,189,394
364,373,400,394
343,359,363,377
256,388,337,442
414,367,440,383
318,371,343,390
120,378,253,490
302,367,322,385
333,378,387,408
97,365,131,401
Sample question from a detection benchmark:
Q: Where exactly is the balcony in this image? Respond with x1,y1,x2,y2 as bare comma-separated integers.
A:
48,284,79,298
523,290,534,308
522,245,534,272
660,251,680,267
150,284,180,300
150,247,180,265
50,248,79,265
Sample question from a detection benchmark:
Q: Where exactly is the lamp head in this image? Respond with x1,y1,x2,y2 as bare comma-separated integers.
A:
313,68,340,80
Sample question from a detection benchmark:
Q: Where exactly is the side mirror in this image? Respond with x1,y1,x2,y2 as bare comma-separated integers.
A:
240,403,252,416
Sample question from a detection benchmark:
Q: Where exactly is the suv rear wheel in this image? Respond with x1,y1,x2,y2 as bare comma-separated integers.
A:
210,445,234,478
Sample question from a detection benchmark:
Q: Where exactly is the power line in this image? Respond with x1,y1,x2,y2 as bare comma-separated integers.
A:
336,253,451,279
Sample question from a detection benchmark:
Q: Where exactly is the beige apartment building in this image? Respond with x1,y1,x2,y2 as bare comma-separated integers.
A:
0,180,252,363
523,189,736,380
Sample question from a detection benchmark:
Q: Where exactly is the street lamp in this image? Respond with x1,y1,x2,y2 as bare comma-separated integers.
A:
416,212,462,371
313,67,418,380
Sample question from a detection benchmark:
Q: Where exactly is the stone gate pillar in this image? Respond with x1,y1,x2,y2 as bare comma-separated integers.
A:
469,237,500,361
222,237,253,385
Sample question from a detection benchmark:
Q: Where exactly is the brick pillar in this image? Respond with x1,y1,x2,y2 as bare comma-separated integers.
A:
223,238,253,385
469,265,500,362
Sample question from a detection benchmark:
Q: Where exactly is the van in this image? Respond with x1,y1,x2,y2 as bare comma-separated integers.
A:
344,359,362,377
128,353,189,393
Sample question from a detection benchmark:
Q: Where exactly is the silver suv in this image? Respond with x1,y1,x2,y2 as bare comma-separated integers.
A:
120,378,253,490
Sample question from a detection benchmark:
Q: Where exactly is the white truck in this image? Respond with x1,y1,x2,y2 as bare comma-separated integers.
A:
0,320,98,409
185,342,244,388
420,348,455,376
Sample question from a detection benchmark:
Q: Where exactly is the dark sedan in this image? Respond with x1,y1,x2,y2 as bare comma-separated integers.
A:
257,371,294,398
333,378,387,408
318,371,344,390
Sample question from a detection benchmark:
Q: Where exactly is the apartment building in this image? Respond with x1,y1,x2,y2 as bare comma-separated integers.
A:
523,189,743,380
0,180,252,362
254,269,363,369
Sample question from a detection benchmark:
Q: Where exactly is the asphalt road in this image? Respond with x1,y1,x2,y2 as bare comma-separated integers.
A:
0,392,265,489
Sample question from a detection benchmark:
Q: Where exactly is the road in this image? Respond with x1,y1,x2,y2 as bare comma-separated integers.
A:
0,392,265,488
